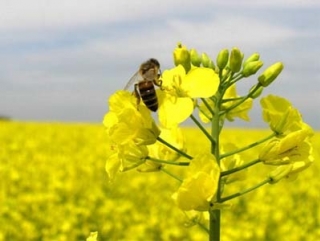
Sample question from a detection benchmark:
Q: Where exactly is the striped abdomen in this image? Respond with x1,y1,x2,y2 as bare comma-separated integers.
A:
138,80,158,112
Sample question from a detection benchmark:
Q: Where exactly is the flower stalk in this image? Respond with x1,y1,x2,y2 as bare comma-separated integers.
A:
220,178,271,202
210,89,223,241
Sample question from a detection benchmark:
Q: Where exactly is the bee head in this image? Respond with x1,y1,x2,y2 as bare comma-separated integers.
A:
140,58,160,75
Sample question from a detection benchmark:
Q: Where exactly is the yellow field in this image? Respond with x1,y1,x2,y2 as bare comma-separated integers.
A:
1,121,319,240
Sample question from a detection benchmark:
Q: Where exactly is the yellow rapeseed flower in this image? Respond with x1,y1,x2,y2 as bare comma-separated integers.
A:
269,142,314,183
172,153,220,211
260,95,304,134
105,141,149,180
159,65,219,127
259,126,313,165
103,90,161,145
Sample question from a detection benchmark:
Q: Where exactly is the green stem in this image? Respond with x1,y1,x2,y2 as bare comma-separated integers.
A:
220,132,276,159
221,159,261,177
219,69,231,83
161,168,182,182
157,136,193,160
146,156,190,166
220,178,271,202
190,114,215,144
209,209,220,241
201,98,215,116
210,90,222,241
221,96,243,103
228,73,243,86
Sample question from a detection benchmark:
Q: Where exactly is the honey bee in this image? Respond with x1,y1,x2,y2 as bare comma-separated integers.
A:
124,58,162,112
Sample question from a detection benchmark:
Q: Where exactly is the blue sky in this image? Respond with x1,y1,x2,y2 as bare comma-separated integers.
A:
1,0,319,129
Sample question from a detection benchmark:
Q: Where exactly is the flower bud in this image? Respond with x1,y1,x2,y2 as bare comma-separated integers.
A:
190,48,202,67
229,47,243,73
201,53,211,68
268,165,293,184
243,53,260,66
173,42,191,72
258,62,284,87
216,49,229,70
208,60,216,70
248,84,264,99
242,60,263,77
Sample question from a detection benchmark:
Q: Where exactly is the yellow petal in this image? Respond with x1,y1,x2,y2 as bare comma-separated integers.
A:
108,90,136,113
158,92,193,128
105,153,121,181
161,65,186,89
182,68,219,98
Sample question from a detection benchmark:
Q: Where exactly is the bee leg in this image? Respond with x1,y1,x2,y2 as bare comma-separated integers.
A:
134,83,141,110
154,78,164,90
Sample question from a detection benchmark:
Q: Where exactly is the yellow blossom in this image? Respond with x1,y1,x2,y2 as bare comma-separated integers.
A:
105,141,149,180
268,144,313,183
159,65,219,127
259,128,313,165
103,90,160,145
172,153,220,211
157,91,194,128
260,95,305,134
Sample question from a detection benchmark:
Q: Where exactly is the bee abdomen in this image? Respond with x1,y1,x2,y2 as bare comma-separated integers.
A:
138,81,158,111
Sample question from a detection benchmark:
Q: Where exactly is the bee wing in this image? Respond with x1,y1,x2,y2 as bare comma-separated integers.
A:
124,71,141,90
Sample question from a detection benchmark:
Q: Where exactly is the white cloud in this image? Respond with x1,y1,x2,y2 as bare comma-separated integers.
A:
1,0,319,31
1,12,301,85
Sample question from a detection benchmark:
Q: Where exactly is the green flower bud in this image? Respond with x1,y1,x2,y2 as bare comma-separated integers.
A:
243,53,260,66
248,84,264,99
208,60,216,70
258,62,284,87
201,53,211,68
173,43,191,72
216,49,229,70
229,47,243,73
190,49,202,67
242,60,263,77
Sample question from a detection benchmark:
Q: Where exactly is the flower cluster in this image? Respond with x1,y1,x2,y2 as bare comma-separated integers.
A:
103,42,314,221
